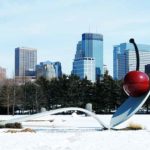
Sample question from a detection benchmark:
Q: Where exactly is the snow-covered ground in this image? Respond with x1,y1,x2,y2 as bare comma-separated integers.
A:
0,114,150,150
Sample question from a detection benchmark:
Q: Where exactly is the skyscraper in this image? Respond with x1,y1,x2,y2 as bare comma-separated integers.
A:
82,33,104,78
15,47,37,78
72,33,103,82
72,57,95,82
113,43,150,80
53,62,62,78
36,61,62,80
145,64,150,75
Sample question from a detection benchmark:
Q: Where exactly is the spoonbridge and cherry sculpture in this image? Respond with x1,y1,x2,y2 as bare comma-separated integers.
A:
110,38,150,128
1,39,149,130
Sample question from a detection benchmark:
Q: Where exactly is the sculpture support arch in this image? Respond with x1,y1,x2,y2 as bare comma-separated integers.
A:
0,107,108,129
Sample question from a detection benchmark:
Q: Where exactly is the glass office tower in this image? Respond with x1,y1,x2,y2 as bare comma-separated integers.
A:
53,62,62,78
113,43,150,80
82,33,103,78
72,33,103,82
72,57,95,82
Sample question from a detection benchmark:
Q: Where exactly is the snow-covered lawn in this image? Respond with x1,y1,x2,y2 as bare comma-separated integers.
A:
0,114,150,150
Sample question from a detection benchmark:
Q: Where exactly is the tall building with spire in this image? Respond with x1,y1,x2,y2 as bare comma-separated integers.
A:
72,33,103,82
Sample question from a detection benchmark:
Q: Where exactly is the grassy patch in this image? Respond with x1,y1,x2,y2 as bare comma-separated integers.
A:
125,123,143,130
5,128,36,133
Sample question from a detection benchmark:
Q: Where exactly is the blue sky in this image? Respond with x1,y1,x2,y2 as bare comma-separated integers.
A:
0,0,150,77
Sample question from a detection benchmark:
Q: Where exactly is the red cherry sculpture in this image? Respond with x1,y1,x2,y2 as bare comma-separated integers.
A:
123,71,150,97
123,38,150,97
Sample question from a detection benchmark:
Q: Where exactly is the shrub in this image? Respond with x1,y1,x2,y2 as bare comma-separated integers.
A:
5,122,22,129
14,122,22,128
121,122,143,130
0,124,5,128
127,123,143,130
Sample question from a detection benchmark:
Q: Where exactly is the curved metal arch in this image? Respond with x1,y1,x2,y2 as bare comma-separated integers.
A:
1,107,108,129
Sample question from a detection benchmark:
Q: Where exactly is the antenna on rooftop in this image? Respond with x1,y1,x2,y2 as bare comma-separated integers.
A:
89,24,91,33
96,26,98,33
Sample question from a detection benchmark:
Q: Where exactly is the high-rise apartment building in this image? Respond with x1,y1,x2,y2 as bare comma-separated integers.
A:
0,66,6,81
113,43,150,80
15,47,37,78
72,33,103,82
36,61,62,80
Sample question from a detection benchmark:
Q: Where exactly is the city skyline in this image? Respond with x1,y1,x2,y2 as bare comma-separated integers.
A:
0,0,150,77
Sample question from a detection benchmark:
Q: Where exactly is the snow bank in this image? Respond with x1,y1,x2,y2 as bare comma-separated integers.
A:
0,114,150,150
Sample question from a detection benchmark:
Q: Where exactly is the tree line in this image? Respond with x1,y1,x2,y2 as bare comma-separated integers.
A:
0,72,150,115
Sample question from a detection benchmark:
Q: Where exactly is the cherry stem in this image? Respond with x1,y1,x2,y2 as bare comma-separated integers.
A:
129,38,140,71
